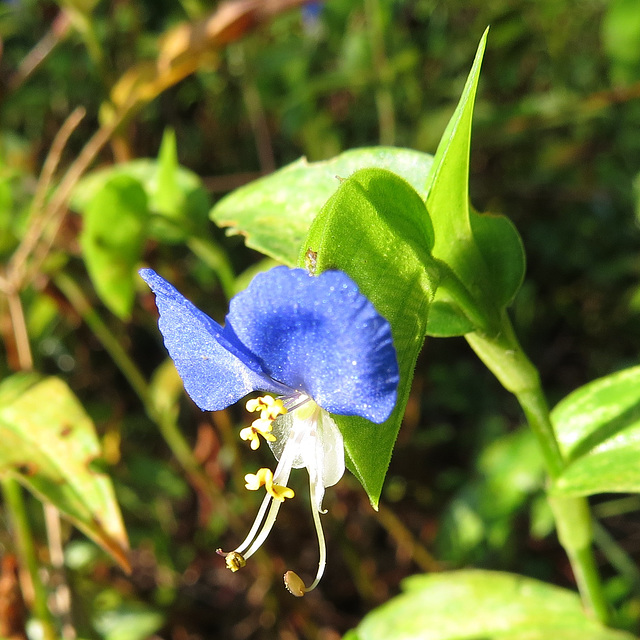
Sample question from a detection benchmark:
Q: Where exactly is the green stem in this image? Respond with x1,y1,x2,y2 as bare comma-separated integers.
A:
187,236,237,300
2,478,57,640
55,272,149,404
364,0,396,145
465,314,610,623
592,518,640,590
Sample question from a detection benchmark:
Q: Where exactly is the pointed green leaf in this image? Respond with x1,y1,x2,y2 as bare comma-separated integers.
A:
211,147,434,266
299,168,438,507
424,28,525,336
0,376,129,570
80,175,148,319
425,29,487,258
551,365,640,497
154,128,181,216
148,128,210,242
348,570,634,640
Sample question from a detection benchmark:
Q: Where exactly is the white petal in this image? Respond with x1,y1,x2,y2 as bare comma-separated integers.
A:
268,404,345,513
269,411,306,469
316,409,345,489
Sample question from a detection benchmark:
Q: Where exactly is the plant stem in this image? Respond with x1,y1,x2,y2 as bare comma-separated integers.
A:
187,236,237,300
465,313,610,624
2,478,57,640
592,518,640,591
364,0,396,145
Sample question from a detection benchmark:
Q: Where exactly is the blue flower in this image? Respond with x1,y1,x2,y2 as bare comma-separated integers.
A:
140,265,399,595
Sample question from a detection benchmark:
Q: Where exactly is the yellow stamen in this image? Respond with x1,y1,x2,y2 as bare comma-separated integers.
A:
220,550,246,572
245,398,261,412
241,396,287,449
244,467,295,502
269,484,295,502
239,427,261,450
246,395,287,420
239,419,277,450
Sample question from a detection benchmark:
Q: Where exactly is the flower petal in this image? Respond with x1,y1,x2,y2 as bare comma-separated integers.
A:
227,267,399,423
305,409,345,512
140,269,285,410
269,407,345,512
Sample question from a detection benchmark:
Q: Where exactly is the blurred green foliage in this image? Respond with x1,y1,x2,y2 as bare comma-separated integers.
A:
1,0,640,638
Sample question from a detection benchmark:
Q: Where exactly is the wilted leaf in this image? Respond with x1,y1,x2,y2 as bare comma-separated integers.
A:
0,376,129,571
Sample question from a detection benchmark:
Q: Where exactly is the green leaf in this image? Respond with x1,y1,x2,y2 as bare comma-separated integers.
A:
424,28,525,337
149,128,211,242
72,156,210,244
0,376,130,571
154,129,181,215
210,147,434,267
93,596,164,640
347,570,635,640
80,175,148,319
470,208,525,310
299,168,438,507
437,428,544,564
602,0,640,84
551,365,640,497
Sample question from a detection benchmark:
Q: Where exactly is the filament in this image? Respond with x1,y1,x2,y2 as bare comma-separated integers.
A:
283,469,327,597
221,414,303,562
305,470,327,592
230,491,272,555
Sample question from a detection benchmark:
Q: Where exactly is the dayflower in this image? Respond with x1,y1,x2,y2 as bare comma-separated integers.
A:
140,265,399,595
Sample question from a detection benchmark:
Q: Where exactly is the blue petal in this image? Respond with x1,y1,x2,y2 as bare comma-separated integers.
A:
140,269,285,411
226,266,399,423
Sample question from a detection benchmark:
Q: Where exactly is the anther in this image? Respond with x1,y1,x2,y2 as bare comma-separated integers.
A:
284,571,306,597
216,549,246,572
242,396,287,449
244,468,295,502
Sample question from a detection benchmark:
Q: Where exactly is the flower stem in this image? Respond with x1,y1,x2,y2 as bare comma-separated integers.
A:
364,0,396,145
187,236,237,301
465,313,610,624
2,478,57,640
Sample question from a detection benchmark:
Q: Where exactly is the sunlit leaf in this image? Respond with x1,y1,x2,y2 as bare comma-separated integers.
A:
0,376,130,571
299,168,438,507
347,570,635,640
148,128,211,242
551,365,640,497
80,175,148,319
72,156,210,244
437,428,544,563
93,597,164,640
602,0,640,84
211,147,434,266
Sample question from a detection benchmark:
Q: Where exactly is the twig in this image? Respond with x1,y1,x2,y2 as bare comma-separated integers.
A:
7,107,86,289
6,293,32,371
376,504,441,573
10,99,133,290
31,108,87,232
44,505,75,640
9,11,71,92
